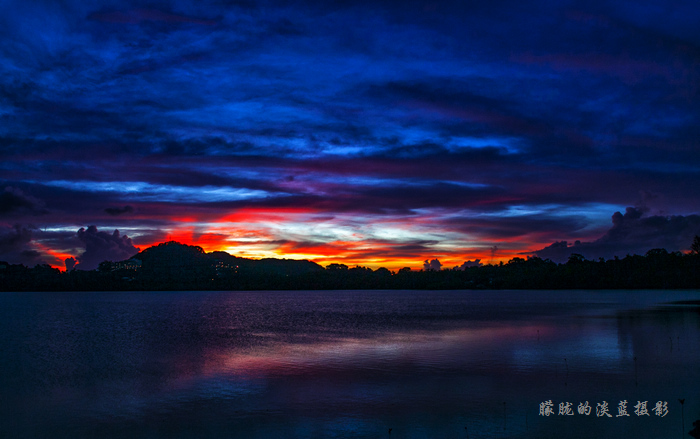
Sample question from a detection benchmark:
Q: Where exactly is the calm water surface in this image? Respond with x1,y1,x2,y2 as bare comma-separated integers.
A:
1,290,699,438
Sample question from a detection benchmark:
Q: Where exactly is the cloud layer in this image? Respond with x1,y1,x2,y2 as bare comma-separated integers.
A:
74,226,140,271
1,0,699,269
534,208,700,262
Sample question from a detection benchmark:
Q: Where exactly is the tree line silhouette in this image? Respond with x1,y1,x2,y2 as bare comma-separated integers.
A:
2,237,700,291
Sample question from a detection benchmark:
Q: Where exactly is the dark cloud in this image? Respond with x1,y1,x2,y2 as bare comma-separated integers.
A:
392,242,440,252
0,181,141,224
354,182,508,212
0,225,33,254
423,258,442,271
0,224,44,266
364,80,557,140
0,187,48,216
446,214,588,239
534,207,700,262
534,241,581,263
20,249,42,260
74,226,140,270
105,205,134,216
599,207,700,252
453,260,483,270
65,257,77,271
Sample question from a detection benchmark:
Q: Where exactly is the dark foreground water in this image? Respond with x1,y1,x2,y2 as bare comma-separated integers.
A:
1,290,699,439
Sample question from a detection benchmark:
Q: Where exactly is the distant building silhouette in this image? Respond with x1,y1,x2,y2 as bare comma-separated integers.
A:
112,258,142,271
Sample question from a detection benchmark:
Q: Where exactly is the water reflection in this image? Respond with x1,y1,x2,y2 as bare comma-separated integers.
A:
0,290,699,439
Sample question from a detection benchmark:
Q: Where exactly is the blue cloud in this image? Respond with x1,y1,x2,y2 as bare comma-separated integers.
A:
2,0,700,265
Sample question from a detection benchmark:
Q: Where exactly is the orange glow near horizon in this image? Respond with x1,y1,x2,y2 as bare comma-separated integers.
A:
131,221,529,270
35,242,76,272
44,207,564,271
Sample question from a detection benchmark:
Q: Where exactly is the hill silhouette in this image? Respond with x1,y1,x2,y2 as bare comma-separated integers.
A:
128,241,324,289
1,238,700,291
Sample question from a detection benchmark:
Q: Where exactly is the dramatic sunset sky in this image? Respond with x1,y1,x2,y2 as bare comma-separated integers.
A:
2,0,700,271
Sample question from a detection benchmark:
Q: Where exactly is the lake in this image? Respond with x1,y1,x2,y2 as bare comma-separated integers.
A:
1,290,699,438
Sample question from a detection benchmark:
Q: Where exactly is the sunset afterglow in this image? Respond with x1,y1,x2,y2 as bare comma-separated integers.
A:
2,0,700,270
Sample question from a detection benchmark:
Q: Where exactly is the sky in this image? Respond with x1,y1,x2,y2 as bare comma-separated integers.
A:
2,0,700,271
